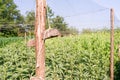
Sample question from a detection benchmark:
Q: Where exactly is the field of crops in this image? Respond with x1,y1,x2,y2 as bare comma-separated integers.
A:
0,32,120,80
0,37,23,48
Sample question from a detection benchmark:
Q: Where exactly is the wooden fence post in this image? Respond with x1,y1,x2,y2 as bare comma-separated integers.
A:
110,8,114,80
30,0,46,80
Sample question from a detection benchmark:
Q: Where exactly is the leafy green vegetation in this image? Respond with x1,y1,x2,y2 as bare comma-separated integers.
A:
0,37,23,48
0,32,120,80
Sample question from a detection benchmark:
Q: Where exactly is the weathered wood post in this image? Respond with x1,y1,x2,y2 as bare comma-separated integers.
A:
118,45,120,58
35,0,46,79
110,8,114,80
25,31,26,44
30,0,46,80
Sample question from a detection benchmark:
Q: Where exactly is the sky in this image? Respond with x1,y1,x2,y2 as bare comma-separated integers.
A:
14,0,120,31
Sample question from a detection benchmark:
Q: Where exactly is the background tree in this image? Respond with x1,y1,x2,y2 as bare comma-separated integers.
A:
0,2,78,37
0,0,24,37
67,27,79,35
0,0,23,23
46,6,54,29
24,11,35,36
25,11,35,25
51,16,68,31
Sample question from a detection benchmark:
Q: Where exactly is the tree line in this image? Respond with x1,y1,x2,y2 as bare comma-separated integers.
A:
0,0,78,37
